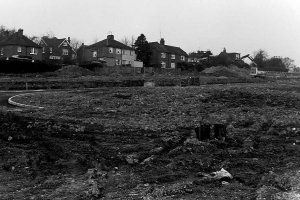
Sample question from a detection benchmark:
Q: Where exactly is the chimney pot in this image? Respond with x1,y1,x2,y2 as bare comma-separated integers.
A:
68,37,71,43
160,38,165,45
18,29,23,36
107,35,114,40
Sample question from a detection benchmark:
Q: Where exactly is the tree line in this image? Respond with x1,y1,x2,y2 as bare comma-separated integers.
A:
253,49,297,72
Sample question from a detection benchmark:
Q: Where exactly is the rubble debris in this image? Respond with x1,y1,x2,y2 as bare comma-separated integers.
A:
87,168,107,198
211,168,233,181
194,168,233,185
125,154,139,164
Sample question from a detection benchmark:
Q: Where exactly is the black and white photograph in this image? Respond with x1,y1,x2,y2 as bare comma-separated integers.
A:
0,0,300,199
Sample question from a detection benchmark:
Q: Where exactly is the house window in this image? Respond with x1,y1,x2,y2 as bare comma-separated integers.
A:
130,51,133,56
30,48,37,55
17,46,22,53
171,63,176,68
161,52,166,58
161,61,166,68
92,51,97,58
62,49,69,55
181,56,185,61
0,48,3,56
63,41,68,46
42,47,45,53
109,47,114,53
116,48,121,54
171,54,175,59
49,47,53,54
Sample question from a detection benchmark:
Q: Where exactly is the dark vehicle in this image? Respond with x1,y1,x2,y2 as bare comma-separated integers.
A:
9,55,34,63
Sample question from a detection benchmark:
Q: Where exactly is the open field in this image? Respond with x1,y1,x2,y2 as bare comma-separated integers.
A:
1,80,300,199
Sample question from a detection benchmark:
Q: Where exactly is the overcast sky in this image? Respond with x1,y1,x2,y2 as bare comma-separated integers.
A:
1,0,299,65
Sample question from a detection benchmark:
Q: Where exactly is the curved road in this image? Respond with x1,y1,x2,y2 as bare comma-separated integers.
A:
0,90,44,108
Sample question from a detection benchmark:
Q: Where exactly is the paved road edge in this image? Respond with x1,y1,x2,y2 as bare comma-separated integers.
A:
8,93,44,109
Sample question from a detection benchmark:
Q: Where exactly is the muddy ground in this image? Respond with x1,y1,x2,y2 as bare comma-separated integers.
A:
0,80,300,199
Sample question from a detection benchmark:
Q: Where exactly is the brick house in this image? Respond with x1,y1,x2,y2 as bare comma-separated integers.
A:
149,38,188,68
77,34,142,67
39,37,76,64
0,29,42,61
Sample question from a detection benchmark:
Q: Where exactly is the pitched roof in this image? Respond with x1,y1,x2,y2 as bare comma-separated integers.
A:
0,31,41,48
87,38,134,50
149,42,188,56
41,37,76,53
41,37,65,47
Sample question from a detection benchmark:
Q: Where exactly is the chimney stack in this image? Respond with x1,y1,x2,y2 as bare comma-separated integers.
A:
160,38,165,45
18,29,23,36
107,35,114,40
68,37,71,43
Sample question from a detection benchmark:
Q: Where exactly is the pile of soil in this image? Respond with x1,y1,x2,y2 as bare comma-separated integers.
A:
55,65,95,77
202,65,250,78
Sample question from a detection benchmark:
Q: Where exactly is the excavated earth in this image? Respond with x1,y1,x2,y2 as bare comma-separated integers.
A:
0,80,300,199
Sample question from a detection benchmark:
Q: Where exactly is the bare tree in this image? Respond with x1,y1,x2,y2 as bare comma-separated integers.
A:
253,49,268,69
44,31,55,38
121,36,130,46
0,25,16,40
282,57,296,72
27,35,40,44
69,38,83,51
131,35,136,47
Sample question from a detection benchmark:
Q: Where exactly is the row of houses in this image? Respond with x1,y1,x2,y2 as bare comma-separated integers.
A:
0,28,241,69
0,29,76,64
76,35,189,69
0,29,190,69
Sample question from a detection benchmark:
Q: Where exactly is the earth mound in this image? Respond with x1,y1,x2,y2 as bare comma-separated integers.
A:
55,65,95,77
202,65,250,78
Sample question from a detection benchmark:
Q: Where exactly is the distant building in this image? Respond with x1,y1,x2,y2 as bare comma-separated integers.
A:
219,48,240,61
0,29,42,61
39,37,76,64
188,50,212,63
77,34,142,67
148,38,188,68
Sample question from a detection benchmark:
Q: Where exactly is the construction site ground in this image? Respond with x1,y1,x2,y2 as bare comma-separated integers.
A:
0,79,300,199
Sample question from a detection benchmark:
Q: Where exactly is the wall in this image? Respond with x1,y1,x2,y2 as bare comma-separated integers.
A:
132,61,143,68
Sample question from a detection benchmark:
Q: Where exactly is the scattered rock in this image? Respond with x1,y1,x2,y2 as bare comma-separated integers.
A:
125,154,139,164
211,168,233,181
256,185,280,200
195,168,233,184
141,155,155,165
87,168,107,198
222,181,230,185
150,147,164,154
